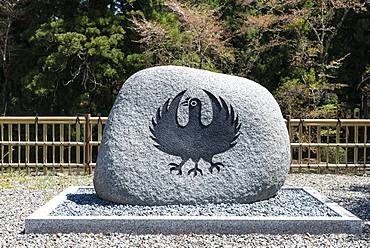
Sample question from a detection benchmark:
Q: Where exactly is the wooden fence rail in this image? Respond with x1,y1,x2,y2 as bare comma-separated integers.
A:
0,116,369,175
287,117,370,173
0,116,107,175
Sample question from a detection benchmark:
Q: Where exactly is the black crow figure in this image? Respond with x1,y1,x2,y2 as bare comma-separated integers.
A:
150,90,241,176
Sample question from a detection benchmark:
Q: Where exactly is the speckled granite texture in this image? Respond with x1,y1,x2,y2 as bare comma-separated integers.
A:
93,66,290,205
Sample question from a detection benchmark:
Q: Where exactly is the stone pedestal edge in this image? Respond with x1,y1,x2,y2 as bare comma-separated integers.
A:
25,186,362,234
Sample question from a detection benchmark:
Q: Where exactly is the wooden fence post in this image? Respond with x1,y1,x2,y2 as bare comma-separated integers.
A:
286,115,292,141
286,115,292,172
84,114,92,174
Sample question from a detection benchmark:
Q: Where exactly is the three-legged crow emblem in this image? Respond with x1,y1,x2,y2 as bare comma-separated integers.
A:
150,90,241,176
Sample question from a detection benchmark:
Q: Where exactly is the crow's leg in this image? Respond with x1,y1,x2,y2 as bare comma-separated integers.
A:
208,161,225,174
187,161,203,177
169,159,187,175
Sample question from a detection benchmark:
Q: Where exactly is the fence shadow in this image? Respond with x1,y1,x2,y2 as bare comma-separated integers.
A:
344,184,370,220
331,182,370,233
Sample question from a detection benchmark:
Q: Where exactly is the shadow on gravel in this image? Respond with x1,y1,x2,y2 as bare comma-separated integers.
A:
343,183,370,221
332,183,370,234
66,193,115,206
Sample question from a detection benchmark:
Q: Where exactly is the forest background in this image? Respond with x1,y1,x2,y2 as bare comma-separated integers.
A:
1,0,370,118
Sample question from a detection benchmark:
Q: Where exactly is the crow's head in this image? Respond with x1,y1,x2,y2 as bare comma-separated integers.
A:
181,97,202,111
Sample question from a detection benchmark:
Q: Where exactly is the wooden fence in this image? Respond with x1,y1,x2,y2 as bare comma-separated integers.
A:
0,116,369,175
0,115,107,175
288,117,370,173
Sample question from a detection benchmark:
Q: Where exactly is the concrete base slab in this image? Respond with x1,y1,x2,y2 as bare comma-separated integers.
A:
25,187,362,234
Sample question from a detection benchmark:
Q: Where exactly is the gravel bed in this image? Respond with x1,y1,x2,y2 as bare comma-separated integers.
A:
50,188,339,217
0,174,369,247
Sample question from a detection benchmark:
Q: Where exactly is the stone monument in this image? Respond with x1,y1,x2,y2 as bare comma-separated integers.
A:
93,66,290,205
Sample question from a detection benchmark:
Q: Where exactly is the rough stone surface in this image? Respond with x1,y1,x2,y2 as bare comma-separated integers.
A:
93,66,290,205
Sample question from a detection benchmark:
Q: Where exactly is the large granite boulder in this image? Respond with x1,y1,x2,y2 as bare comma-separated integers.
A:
93,66,290,205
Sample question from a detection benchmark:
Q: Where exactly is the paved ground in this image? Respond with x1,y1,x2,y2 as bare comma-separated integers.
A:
0,173,369,247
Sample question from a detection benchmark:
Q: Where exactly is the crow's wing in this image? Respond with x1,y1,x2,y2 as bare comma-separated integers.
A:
202,90,241,155
150,90,187,157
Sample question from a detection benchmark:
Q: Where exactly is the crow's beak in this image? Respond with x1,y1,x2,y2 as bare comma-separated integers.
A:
181,97,191,106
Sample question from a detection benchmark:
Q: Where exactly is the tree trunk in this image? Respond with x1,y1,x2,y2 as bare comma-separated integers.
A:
1,18,12,115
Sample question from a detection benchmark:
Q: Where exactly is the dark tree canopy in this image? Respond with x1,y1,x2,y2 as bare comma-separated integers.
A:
0,0,370,117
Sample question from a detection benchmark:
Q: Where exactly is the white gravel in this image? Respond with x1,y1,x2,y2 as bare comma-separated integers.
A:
50,188,339,217
0,174,369,247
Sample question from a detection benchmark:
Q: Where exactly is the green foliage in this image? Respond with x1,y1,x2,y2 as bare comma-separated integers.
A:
132,1,234,72
321,147,346,164
275,68,342,118
24,14,128,114
0,0,369,116
2,0,159,115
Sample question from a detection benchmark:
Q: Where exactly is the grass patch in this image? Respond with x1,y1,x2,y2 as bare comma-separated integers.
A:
0,174,93,190
0,178,17,188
